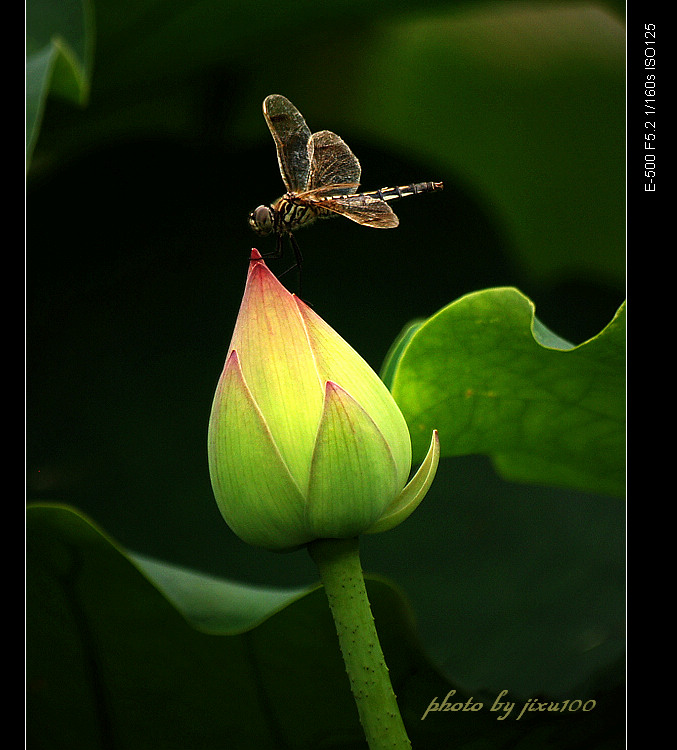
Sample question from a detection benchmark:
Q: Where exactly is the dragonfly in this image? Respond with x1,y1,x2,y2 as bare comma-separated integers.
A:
248,94,443,272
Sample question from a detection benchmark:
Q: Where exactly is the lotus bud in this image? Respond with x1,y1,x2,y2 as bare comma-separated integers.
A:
208,250,439,551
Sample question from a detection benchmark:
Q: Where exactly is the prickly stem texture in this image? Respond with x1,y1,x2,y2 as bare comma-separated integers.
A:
308,537,412,749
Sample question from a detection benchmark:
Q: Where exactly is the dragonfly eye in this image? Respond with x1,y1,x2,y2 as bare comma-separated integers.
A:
248,205,274,236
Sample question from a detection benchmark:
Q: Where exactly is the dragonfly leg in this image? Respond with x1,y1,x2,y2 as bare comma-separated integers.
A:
290,233,303,272
273,232,284,259
278,233,304,296
258,232,284,261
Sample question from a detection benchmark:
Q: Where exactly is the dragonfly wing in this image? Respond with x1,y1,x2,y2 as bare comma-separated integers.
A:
307,130,361,196
314,194,399,228
263,94,312,192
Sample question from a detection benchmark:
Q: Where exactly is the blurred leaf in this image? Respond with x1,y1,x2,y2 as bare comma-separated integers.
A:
89,0,448,89
25,504,451,749
389,288,625,497
129,552,314,635
27,504,624,749
313,3,626,286
27,0,454,167
26,0,94,166
363,455,625,703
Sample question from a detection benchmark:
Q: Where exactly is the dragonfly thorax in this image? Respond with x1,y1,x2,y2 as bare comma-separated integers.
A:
273,195,322,233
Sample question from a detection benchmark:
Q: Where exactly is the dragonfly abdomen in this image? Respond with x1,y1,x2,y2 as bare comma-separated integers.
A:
366,182,444,202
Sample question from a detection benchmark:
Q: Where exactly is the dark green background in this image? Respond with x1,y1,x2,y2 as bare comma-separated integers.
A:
27,0,625,741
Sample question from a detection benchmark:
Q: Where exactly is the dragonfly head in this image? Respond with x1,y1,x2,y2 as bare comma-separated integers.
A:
248,205,274,236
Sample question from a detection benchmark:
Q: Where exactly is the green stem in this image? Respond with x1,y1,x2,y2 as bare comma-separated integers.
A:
308,537,412,750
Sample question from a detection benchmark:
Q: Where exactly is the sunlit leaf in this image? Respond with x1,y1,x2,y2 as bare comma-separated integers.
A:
389,288,625,497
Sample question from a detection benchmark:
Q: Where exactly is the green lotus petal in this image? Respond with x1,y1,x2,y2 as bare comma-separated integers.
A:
229,257,324,491
208,350,309,551
306,382,399,538
296,296,412,488
366,430,440,535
